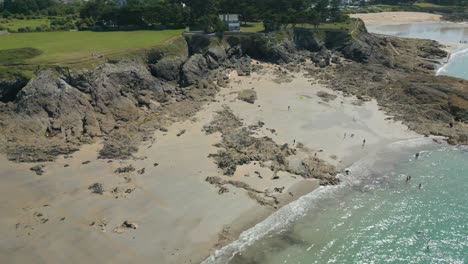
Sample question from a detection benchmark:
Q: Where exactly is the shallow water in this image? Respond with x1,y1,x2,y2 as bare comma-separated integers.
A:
367,22,468,44
227,144,468,264
367,22,468,80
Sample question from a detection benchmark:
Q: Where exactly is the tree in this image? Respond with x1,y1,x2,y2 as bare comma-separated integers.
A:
183,0,219,26
314,0,329,24
306,9,320,28
329,0,344,22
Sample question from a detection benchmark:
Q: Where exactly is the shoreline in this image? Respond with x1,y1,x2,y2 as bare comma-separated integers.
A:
354,11,468,82
203,136,444,264
0,62,422,264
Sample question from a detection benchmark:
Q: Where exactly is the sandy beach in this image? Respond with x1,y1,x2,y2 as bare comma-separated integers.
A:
351,12,442,25
0,61,422,264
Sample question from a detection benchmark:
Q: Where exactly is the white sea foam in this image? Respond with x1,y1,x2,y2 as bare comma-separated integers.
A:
202,138,437,264
436,46,468,76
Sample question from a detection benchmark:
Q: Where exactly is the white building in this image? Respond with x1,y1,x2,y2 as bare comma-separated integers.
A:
219,14,241,32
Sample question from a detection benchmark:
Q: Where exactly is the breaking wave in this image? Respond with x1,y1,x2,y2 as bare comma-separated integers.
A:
436,46,468,77
202,137,437,264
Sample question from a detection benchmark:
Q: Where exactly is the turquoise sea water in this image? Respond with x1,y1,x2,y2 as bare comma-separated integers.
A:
228,145,468,264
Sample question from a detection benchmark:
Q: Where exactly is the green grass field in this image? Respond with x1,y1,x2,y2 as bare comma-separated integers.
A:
240,20,353,33
0,29,183,65
241,22,265,33
414,2,444,8
0,18,51,31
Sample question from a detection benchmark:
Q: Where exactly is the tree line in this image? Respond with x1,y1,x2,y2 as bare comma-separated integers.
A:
1,0,80,16
1,0,348,32
370,0,466,7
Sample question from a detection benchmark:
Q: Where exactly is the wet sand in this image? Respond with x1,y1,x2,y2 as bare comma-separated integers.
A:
0,62,421,264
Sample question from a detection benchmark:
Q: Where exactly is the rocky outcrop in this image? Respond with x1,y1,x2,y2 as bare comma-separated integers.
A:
1,21,467,163
149,57,185,82
1,61,174,162
323,29,468,144
181,54,210,86
0,35,251,162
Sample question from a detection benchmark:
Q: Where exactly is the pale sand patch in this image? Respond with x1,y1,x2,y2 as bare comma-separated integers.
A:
227,63,420,169
351,12,441,25
0,62,422,264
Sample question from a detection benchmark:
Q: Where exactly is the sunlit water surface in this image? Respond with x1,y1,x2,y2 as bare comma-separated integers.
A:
228,146,468,264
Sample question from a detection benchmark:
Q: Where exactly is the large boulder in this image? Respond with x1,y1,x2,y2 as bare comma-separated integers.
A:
181,54,209,86
149,57,185,82
207,46,227,62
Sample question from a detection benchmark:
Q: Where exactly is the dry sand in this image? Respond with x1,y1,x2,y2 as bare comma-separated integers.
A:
351,12,442,25
0,62,422,264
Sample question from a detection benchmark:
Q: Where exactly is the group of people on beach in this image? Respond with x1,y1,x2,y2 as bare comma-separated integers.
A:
343,132,366,148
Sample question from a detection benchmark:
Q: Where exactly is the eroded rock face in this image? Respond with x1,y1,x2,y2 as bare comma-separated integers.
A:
150,57,185,82
0,61,176,161
0,37,254,162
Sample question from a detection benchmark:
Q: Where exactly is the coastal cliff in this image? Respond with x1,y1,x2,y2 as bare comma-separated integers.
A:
0,19,467,164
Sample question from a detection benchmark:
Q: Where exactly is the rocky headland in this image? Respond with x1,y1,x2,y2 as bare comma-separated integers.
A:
0,17,467,264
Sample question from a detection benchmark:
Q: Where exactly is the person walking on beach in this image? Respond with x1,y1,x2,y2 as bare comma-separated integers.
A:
362,139,366,147
415,152,420,159
288,106,291,111
418,183,422,189
343,133,347,139
345,170,350,175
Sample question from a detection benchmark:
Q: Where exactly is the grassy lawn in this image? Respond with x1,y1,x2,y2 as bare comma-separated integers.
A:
0,29,183,65
241,22,264,33
239,21,353,33
0,18,51,31
318,21,353,30
414,2,444,8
